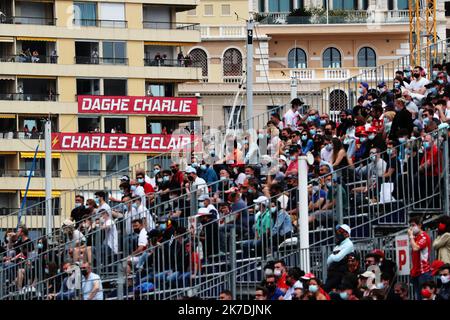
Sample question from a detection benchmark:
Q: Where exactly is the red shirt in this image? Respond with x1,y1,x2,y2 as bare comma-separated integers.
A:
143,182,154,195
286,160,298,176
410,231,431,277
277,273,289,291
420,145,442,177
371,119,383,132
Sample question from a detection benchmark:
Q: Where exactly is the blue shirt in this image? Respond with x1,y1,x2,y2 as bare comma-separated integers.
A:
272,210,293,236
301,139,314,154
326,237,354,266
82,272,103,300
311,190,327,204
268,288,285,300
200,167,219,191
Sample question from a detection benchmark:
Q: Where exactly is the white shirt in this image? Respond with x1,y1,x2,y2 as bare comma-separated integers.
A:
406,77,429,91
82,272,103,300
193,176,208,196
137,228,148,248
103,218,118,254
99,203,111,218
134,185,147,209
284,109,299,128
320,146,333,163
245,142,260,165
124,206,139,235
283,280,303,300
359,158,387,178
138,204,155,232
235,172,246,186
73,229,86,245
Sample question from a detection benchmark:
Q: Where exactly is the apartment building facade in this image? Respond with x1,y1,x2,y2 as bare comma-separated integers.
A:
177,0,447,130
0,0,202,216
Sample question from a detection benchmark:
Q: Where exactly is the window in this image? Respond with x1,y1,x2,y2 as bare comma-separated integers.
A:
146,83,174,97
323,47,341,68
224,105,244,128
397,0,409,10
204,4,213,16
78,116,100,133
187,9,196,16
269,0,292,12
20,158,59,177
357,47,376,67
21,197,60,216
221,4,231,16
146,119,176,134
329,89,348,111
332,0,357,10
74,2,97,26
143,6,171,26
102,41,126,64
189,49,208,77
99,3,125,27
446,2,450,17
78,154,101,176
76,79,100,95
223,48,243,76
105,154,129,175
104,79,127,96
104,117,126,133
288,48,307,68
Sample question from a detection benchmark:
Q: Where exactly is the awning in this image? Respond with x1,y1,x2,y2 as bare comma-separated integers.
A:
21,190,61,197
16,75,57,79
0,37,14,42
0,76,15,80
0,114,15,119
0,190,16,193
20,152,61,159
16,37,57,42
0,151,16,155
144,41,193,46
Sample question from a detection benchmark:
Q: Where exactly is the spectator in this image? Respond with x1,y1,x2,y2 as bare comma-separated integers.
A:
389,98,413,139
437,263,450,301
284,98,303,129
71,195,89,227
94,191,111,217
302,273,330,300
81,262,103,300
262,274,284,300
185,166,208,197
408,216,432,300
433,215,450,264
392,282,409,301
274,260,289,293
420,281,437,300
255,286,268,300
219,290,232,300
281,267,304,300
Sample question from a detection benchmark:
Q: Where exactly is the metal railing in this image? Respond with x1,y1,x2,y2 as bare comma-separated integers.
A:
143,58,201,68
72,19,127,28
0,169,61,178
0,55,58,64
0,16,56,25
74,56,128,65
0,131,44,139
0,93,58,102
142,21,199,30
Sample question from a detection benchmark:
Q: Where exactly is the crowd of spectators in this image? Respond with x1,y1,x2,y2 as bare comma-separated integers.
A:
2,63,450,300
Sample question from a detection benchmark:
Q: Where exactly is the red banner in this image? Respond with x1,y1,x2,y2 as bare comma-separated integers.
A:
51,133,198,153
77,95,198,116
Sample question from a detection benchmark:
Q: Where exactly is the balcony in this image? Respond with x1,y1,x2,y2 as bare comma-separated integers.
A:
0,55,58,64
268,67,391,82
75,56,128,65
0,169,61,178
144,58,200,67
0,93,58,101
0,16,56,25
200,25,246,39
142,21,199,30
0,131,43,140
257,10,410,25
73,19,127,28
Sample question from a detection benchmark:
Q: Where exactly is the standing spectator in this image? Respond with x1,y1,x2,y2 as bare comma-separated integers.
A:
406,66,429,95
50,49,57,63
81,262,103,300
94,191,111,217
274,260,289,293
185,166,208,197
70,195,89,227
324,224,354,292
408,216,432,300
91,48,99,64
433,216,450,264
389,98,413,139
177,51,184,66
170,162,184,189
284,98,302,129
437,263,450,301
100,209,118,257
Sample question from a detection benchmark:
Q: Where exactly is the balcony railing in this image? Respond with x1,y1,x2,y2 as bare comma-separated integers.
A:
0,55,58,64
77,169,131,177
258,9,410,25
0,93,58,101
143,58,200,67
0,207,61,216
0,16,56,25
0,169,61,178
0,208,20,216
142,21,199,30
269,67,393,81
75,56,128,65
223,76,243,83
73,19,127,28
0,131,44,139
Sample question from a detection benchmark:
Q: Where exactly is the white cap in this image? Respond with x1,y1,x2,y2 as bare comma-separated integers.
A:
277,195,289,209
253,196,269,205
279,155,287,163
62,219,74,227
185,166,197,174
337,224,351,235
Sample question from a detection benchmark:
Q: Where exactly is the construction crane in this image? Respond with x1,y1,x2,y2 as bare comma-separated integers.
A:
409,0,437,72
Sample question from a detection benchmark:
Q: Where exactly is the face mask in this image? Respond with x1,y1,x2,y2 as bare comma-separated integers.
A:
370,154,376,162
258,133,264,140
309,285,319,293
307,116,316,122
159,223,166,230
413,73,420,79
255,204,260,211
75,203,82,208
312,186,320,193
423,118,430,126
266,134,271,139
358,88,364,94
187,175,195,182
266,284,276,292
243,139,249,144
37,243,43,250
270,207,277,213
376,283,385,290
360,137,367,143
122,204,128,212
157,178,163,183
130,185,137,192
386,148,393,156
398,137,406,143
171,168,178,174
394,83,401,89
438,79,444,85
309,130,316,136
274,269,282,277
246,174,253,179
163,176,170,182
81,269,88,277
339,292,349,300
335,233,346,244
432,71,438,79
326,144,333,151
320,120,327,126
199,202,205,208
429,88,438,96
302,135,308,141
137,178,144,184
94,198,100,206
368,134,375,140
412,225,420,235
132,203,138,210
133,228,140,234
290,155,297,161
441,275,450,284
153,169,160,175
423,142,431,150
379,87,386,93
326,181,332,188
200,164,207,171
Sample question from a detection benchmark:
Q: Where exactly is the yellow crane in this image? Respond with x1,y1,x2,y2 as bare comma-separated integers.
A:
409,0,437,72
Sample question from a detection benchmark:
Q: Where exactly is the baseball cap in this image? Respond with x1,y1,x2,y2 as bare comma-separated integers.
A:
301,272,316,280
279,155,287,162
197,208,212,216
360,82,369,89
336,224,351,235
431,260,445,276
253,196,269,204
120,175,130,182
371,249,385,259
359,271,375,278
185,166,197,174
377,81,386,88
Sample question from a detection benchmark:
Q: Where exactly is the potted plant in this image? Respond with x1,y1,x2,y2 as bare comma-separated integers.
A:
287,7,312,24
